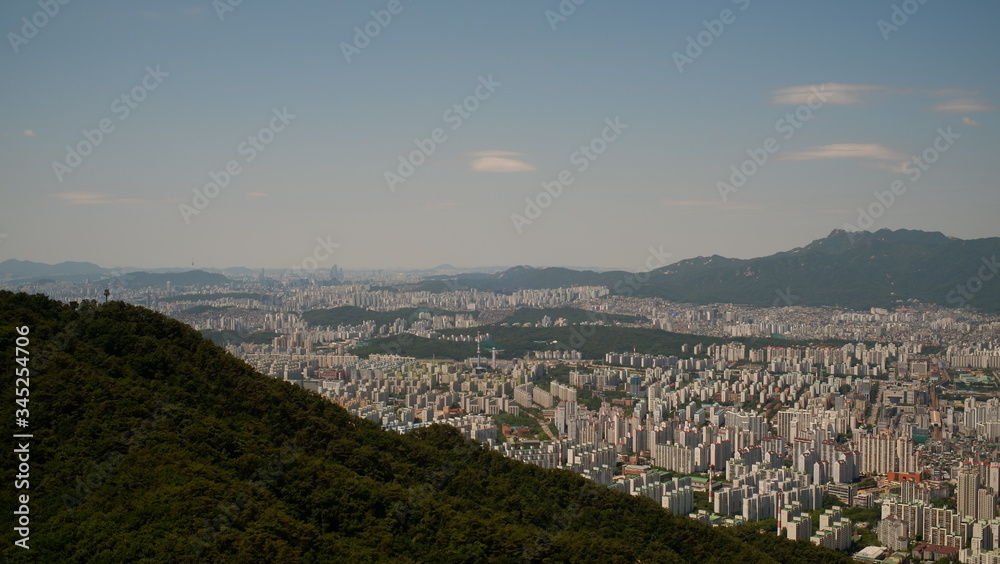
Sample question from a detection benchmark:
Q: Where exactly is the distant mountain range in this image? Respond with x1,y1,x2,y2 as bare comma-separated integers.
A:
418,229,1000,312
5,229,997,311
0,260,231,289
0,259,108,279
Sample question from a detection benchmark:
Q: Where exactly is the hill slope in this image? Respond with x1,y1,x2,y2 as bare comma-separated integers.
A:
0,292,850,563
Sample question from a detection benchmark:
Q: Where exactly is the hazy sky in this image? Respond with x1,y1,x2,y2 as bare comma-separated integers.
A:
2,0,998,270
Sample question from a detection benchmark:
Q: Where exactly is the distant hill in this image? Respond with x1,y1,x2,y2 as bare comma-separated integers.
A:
638,229,1000,311
418,229,1000,312
353,324,850,361
0,259,108,279
499,307,645,326
354,325,722,361
98,269,230,289
0,292,849,562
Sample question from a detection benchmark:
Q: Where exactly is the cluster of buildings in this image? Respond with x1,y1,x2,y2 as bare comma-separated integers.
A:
714,465,825,523
608,472,695,516
965,398,1000,440
811,507,854,550
217,320,1000,559
11,275,1000,560
872,460,1000,561
584,296,1000,348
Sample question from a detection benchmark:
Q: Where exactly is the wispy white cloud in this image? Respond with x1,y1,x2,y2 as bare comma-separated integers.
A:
780,143,914,173
23,129,35,137
770,83,897,105
772,83,996,115
471,158,536,172
780,143,909,171
467,151,535,173
962,117,981,126
929,98,997,113
927,88,996,113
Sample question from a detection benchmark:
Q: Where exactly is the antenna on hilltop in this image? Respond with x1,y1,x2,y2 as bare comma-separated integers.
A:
476,331,482,372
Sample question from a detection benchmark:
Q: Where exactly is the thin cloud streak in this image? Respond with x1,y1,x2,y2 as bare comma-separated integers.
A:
929,99,997,113
771,83,896,105
779,143,909,163
467,151,535,172
772,84,996,116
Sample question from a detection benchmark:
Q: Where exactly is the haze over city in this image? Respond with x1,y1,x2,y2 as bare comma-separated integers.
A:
2,0,998,270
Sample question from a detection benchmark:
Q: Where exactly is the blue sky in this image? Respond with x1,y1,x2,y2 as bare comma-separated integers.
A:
1,0,998,270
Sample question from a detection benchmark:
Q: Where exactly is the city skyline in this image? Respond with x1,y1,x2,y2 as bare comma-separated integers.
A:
2,1,999,270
